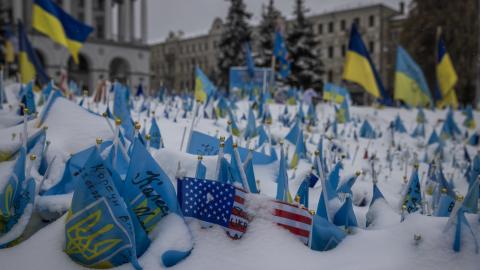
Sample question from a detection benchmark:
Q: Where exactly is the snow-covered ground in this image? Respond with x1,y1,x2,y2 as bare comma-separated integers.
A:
0,87,478,270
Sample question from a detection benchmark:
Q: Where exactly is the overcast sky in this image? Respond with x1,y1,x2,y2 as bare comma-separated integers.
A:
146,0,406,44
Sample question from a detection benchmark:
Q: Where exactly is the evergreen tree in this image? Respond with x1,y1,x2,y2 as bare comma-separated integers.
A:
217,0,252,93
257,0,282,67
401,0,478,105
286,0,323,91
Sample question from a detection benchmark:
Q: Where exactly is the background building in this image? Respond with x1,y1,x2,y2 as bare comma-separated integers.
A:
2,0,150,93
150,3,405,104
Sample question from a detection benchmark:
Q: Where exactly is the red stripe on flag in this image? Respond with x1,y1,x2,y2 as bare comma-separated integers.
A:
274,209,312,225
277,223,310,238
234,195,245,205
228,221,247,233
231,207,248,220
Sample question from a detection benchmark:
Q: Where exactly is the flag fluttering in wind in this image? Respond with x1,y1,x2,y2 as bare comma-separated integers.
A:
18,21,49,84
194,67,216,103
394,46,432,107
32,0,93,63
435,35,458,109
343,23,388,104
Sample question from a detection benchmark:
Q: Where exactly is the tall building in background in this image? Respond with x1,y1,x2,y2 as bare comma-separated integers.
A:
150,3,403,104
4,0,150,92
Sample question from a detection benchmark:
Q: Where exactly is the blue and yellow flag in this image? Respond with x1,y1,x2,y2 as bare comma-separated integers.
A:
435,36,458,109
32,0,93,63
323,83,350,104
18,21,49,84
343,24,388,103
273,31,291,79
394,46,432,107
194,67,216,103
3,25,16,64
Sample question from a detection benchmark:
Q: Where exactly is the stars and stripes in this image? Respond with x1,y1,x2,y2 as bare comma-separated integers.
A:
271,200,312,244
177,177,248,239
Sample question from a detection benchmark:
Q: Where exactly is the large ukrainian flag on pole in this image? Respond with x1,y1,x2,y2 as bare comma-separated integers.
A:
394,46,432,107
32,0,93,63
343,23,388,103
18,21,49,84
435,35,459,109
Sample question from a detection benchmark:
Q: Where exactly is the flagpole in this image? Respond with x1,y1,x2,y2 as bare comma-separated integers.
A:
268,55,276,94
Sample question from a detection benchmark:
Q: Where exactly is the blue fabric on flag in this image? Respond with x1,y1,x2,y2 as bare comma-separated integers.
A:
336,175,358,195
257,125,269,148
187,130,220,156
113,83,134,141
452,207,479,253
18,82,36,115
149,117,162,149
276,147,290,202
295,179,309,207
370,183,385,206
195,159,207,179
106,141,129,178
359,120,376,139
393,115,407,133
285,120,300,144
244,42,255,78
65,148,148,270
307,172,319,188
411,123,425,138
333,196,357,228
427,130,440,145
177,177,248,238
403,168,422,213
462,179,479,214
316,192,329,220
244,107,257,140
434,193,455,217
309,215,346,251
328,162,342,191
243,153,259,193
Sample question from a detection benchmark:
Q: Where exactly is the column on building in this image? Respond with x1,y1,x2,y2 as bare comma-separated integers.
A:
105,0,113,40
118,0,131,42
140,0,148,43
13,0,23,22
129,0,135,42
85,0,93,25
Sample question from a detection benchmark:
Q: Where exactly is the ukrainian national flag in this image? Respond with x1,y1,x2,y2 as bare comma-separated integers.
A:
394,46,432,107
32,0,93,63
435,37,459,109
343,24,388,103
18,21,49,84
323,83,350,104
3,25,16,64
194,66,216,103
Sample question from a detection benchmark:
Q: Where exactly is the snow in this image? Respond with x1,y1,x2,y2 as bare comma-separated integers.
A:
0,88,479,269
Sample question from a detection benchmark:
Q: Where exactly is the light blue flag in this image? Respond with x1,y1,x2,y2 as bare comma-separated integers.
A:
69,80,80,95
327,161,343,192
306,103,317,125
276,146,290,202
309,215,346,251
123,139,194,270
452,207,479,253
359,120,376,139
285,120,300,145
113,83,134,141
106,140,129,178
65,149,147,269
434,192,455,217
43,142,112,196
187,130,220,156
243,151,259,193
333,196,357,228
403,167,422,213
195,158,207,179
393,115,407,133
217,157,232,184
42,80,53,99
462,179,479,214
149,117,163,149
244,107,257,140
257,125,269,148
230,148,246,189
427,130,440,145
0,148,36,246
227,108,241,137
440,109,461,139
316,192,329,220
411,123,425,138
19,82,36,115
337,175,358,195
370,182,385,206
295,179,309,207
416,107,427,123
468,132,479,146
290,129,307,169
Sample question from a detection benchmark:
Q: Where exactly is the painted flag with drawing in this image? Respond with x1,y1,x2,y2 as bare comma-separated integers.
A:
177,177,249,239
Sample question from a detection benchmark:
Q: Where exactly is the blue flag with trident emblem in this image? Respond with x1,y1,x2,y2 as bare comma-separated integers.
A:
65,148,148,270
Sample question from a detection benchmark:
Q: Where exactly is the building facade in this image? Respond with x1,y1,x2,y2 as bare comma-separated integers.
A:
3,0,150,93
150,3,404,103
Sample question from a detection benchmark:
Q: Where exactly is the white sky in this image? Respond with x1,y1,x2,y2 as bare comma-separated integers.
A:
146,0,406,44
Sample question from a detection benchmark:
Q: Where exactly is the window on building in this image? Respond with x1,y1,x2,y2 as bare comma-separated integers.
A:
340,20,346,31
369,15,375,27
328,70,333,82
328,22,334,33
341,44,346,57
318,24,323,35
354,17,360,27
328,46,334,58
369,41,375,53
205,42,209,50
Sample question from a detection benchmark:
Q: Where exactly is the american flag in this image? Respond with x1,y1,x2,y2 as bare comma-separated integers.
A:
177,177,248,239
271,200,312,244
